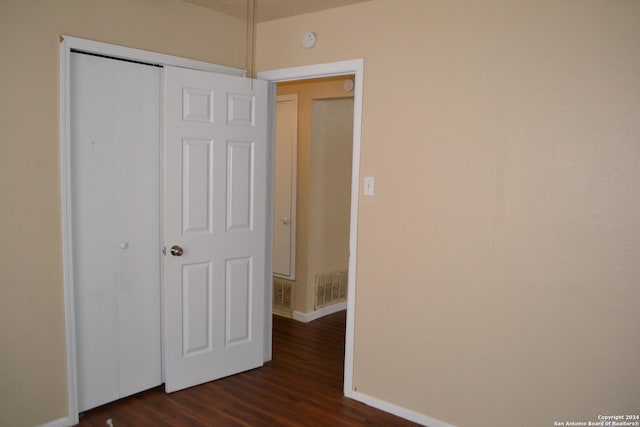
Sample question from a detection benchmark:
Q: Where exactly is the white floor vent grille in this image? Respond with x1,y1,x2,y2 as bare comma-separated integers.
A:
273,277,294,317
315,270,348,309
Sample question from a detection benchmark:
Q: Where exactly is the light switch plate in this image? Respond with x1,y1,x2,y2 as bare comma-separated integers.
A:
363,176,375,196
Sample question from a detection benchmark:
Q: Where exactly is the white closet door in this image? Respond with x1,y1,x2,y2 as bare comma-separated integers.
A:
71,52,162,412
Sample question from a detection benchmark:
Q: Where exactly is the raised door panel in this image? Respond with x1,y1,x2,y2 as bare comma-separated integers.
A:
182,139,214,234
225,257,252,345
227,93,255,126
182,262,213,356
183,88,214,123
227,141,255,231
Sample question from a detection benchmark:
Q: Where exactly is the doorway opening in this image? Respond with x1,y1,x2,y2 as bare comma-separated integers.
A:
259,59,364,397
272,76,355,322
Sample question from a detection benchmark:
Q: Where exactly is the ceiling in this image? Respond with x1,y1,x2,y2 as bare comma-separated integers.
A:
180,0,372,23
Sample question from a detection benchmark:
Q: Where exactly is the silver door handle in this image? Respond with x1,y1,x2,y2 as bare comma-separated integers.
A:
280,218,290,225
170,245,183,256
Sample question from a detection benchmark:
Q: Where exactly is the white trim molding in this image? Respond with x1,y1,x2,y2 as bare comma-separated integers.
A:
263,81,276,363
349,391,457,427
293,302,347,323
61,36,245,76
59,35,246,425
258,58,364,401
258,59,362,82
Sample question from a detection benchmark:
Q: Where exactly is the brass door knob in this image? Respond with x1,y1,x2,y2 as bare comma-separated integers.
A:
170,245,183,256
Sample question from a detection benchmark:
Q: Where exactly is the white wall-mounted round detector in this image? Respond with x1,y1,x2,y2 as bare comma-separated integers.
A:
302,32,317,48
343,79,354,92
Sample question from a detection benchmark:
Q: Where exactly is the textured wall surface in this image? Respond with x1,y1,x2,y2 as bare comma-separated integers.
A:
257,1,640,425
0,1,245,425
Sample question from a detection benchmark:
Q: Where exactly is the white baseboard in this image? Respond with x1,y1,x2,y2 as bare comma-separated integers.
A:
38,417,70,427
293,301,347,323
346,390,456,427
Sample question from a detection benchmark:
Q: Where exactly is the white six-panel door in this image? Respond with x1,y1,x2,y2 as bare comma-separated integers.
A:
163,66,268,392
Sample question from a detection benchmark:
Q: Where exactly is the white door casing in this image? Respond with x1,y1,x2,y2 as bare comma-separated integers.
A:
163,66,268,392
273,94,298,279
258,59,364,398
70,52,162,412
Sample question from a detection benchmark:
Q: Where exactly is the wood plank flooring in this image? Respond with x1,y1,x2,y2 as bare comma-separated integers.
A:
77,311,420,427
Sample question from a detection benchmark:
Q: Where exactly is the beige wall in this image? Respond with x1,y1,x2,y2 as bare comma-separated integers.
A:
308,98,353,307
0,1,245,425
258,1,640,426
277,79,354,313
3,1,639,425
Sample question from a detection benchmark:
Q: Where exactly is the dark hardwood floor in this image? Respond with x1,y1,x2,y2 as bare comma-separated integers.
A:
77,311,420,427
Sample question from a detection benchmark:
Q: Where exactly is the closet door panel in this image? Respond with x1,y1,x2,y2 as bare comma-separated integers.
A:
71,52,120,412
114,59,162,397
71,52,161,412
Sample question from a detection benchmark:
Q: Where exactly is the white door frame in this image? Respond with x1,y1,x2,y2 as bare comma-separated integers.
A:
258,59,364,398
59,36,246,425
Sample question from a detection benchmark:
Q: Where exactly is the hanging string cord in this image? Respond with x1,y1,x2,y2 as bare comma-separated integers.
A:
245,0,256,80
